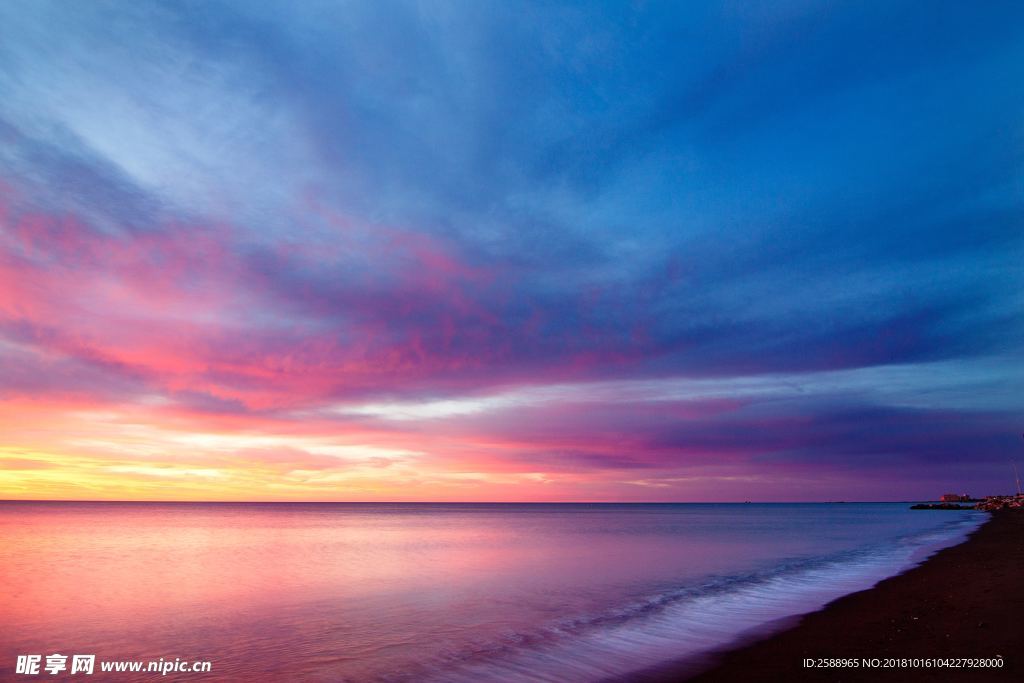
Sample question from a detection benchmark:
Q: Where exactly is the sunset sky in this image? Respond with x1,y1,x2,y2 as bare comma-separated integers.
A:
1,1,1022,502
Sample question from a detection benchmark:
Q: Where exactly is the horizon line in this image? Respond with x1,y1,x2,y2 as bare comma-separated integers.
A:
0,499,932,505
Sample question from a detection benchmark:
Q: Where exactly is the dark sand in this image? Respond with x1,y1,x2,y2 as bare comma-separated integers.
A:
634,510,1023,682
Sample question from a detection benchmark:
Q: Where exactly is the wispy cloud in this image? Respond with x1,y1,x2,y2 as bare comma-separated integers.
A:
1,0,1022,500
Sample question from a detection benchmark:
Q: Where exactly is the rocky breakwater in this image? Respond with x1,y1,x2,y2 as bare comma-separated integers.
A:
910,502,974,510
974,494,1024,511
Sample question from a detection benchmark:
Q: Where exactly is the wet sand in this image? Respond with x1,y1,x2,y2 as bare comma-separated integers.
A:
636,510,1023,682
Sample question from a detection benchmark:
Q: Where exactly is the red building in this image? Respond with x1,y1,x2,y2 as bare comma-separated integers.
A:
939,493,970,502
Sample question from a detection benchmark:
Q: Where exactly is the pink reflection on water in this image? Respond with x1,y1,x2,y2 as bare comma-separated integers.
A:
0,502,972,681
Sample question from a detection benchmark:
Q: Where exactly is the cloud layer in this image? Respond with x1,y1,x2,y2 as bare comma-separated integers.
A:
1,1,1022,500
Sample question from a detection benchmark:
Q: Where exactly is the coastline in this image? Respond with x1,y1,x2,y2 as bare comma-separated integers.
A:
633,510,1022,682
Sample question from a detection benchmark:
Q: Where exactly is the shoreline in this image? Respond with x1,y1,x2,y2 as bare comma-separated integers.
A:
631,510,1022,682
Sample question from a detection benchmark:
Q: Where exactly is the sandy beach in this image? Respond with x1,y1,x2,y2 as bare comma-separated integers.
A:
639,510,1023,682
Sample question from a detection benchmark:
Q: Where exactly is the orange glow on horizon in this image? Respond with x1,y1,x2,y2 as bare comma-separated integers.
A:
0,397,667,503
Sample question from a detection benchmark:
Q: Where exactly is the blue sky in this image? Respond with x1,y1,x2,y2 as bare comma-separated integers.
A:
0,1,1022,501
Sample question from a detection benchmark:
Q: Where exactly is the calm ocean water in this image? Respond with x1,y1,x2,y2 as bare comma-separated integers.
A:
0,502,983,681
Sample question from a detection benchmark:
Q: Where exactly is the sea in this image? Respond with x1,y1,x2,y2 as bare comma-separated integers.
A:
0,502,984,681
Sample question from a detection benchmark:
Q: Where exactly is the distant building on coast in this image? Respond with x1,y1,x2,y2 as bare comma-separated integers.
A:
939,493,971,502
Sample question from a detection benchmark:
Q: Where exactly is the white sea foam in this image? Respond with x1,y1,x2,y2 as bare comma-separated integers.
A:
416,514,984,683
